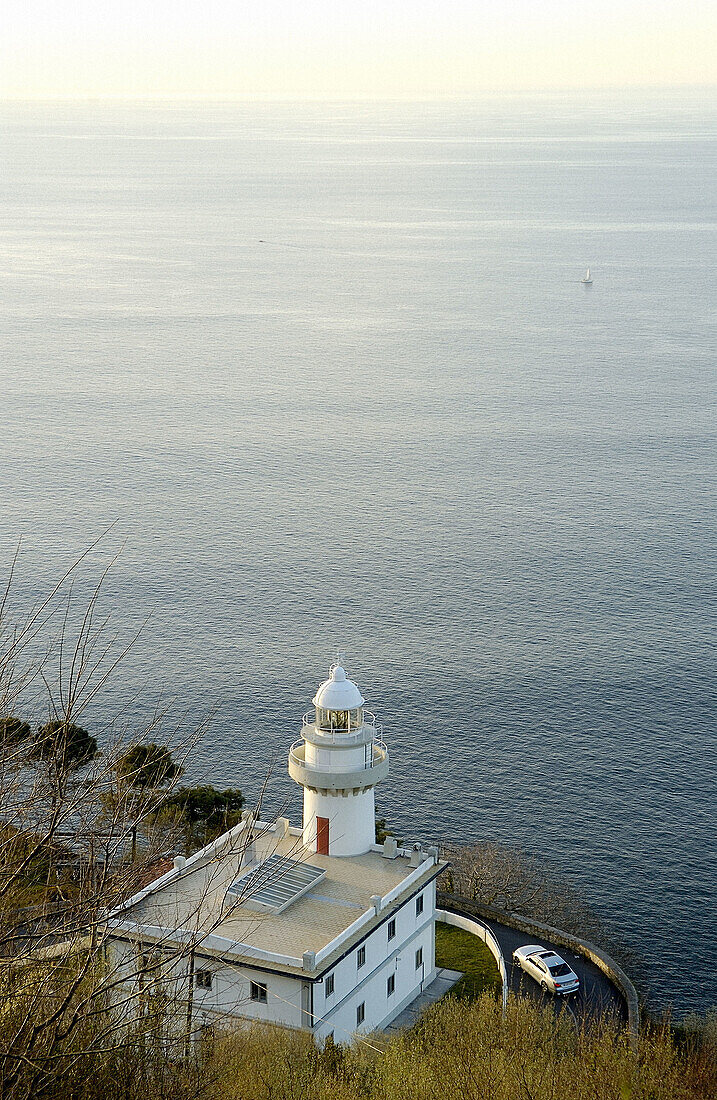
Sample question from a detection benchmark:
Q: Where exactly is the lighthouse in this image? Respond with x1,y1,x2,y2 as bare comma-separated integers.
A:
288,662,389,857
108,657,446,1041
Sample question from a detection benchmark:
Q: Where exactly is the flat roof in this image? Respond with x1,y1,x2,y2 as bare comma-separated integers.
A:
108,823,443,977
228,853,327,913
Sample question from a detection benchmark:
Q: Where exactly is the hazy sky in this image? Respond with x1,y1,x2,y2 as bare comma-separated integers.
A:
2,0,716,98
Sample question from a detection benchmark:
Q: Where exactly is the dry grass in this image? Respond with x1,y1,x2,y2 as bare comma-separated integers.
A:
204,994,716,1100
2,967,714,1099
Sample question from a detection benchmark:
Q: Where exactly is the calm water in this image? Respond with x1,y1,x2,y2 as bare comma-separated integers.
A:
1,92,715,1015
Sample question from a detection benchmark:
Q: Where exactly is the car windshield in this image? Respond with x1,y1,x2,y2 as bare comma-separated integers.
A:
548,963,572,977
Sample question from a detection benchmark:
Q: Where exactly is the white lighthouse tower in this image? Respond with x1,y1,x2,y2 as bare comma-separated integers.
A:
288,662,389,857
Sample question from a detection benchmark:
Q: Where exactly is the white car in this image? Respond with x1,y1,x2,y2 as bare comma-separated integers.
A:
512,944,580,996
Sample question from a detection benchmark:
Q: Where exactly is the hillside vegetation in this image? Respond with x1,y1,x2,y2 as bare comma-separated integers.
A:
5,990,713,1100
209,996,717,1100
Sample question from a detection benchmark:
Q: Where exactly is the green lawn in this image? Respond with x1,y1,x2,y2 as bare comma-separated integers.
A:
435,921,502,1000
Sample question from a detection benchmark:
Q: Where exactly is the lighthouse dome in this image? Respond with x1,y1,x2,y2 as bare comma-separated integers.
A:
313,665,365,710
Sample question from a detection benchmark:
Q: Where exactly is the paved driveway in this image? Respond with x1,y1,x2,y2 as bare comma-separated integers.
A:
483,916,626,1026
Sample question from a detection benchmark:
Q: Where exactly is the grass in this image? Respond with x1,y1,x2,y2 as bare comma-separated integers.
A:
435,920,502,1000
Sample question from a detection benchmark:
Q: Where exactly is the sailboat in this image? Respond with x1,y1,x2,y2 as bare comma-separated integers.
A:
581,267,593,285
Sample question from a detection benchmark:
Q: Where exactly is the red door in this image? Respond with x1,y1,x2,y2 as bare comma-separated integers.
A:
316,817,329,855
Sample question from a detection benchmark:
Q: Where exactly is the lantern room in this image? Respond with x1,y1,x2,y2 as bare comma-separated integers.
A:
313,665,365,733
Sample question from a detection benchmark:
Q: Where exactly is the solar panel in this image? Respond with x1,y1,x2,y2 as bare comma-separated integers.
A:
224,853,327,915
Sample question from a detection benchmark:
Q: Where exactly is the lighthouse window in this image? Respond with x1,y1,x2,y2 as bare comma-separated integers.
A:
357,945,366,969
387,919,396,941
325,973,335,998
356,1002,365,1026
415,948,423,970
316,707,363,732
387,973,395,997
416,894,424,916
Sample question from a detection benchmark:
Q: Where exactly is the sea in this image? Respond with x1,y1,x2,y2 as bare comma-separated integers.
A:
1,90,715,1016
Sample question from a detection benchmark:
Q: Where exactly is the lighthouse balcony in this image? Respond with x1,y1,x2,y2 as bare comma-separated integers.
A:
288,739,389,793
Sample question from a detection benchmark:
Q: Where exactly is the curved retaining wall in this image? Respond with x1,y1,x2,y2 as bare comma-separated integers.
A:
438,892,639,1047
435,908,508,1014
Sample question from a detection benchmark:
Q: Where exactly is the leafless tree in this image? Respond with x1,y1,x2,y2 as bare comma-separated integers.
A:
440,840,609,944
0,544,296,1100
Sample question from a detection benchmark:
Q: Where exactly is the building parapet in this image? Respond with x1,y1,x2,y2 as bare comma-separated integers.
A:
105,917,304,969
104,816,274,922
381,857,435,908
313,908,375,967
311,856,441,969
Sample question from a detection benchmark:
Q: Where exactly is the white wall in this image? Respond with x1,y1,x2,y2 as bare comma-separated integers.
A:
313,880,437,1041
103,935,194,1036
192,962,303,1030
105,936,304,1031
303,787,375,856
105,880,438,1041
305,740,367,770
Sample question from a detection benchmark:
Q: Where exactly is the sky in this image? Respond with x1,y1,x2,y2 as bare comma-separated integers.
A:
1,0,716,99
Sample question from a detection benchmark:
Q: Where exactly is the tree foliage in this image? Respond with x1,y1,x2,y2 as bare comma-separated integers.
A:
28,719,98,773
442,840,608,940
0,716,31,745
375,817,402,845
440,840,642,991
151,785,244,850
116,743,182,789
205,995,715,1100
0,545,214,1100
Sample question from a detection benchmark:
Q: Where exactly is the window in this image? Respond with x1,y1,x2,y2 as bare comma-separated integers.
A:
415,894,424,917
387,918,396,941
195,970,212,990
356,1002,365,1027
357,945,366,970
387,973,395,997
415,948,423,970
138,948,162,989
316,706,364,732
325,973,335,998
250,981,267,1003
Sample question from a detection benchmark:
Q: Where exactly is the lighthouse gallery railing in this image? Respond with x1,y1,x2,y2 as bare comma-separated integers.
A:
301,710,382,742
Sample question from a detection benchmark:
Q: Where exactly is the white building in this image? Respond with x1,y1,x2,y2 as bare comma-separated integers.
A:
105,662,446,1043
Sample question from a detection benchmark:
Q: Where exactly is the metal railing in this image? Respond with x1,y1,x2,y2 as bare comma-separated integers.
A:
301,709,382,742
